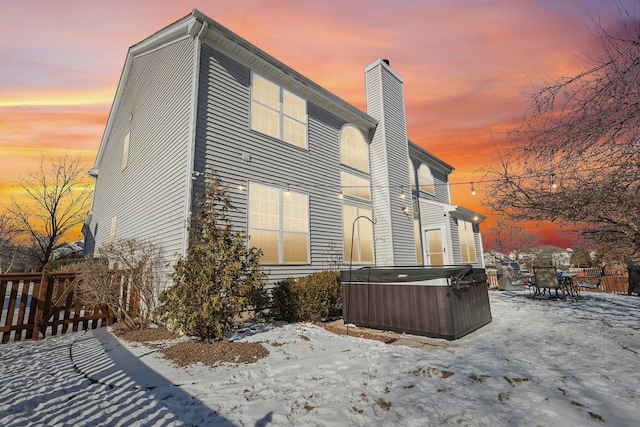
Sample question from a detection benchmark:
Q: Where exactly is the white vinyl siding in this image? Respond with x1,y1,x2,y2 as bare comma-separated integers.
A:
88,37,194,275
248,182,309,264
250,73,307,148
458,220,477,263
342,205,374,263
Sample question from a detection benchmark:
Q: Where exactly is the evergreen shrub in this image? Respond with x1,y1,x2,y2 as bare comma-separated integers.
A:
271,271,341,322
156,172,267,341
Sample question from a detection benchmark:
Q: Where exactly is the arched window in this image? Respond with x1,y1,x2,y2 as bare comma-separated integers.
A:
340,125,369,173
418,164,435,194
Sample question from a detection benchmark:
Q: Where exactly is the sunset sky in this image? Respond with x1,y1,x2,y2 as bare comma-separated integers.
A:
1,0,635,246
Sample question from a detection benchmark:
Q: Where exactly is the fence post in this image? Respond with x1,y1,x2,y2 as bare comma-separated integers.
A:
31,265,49,341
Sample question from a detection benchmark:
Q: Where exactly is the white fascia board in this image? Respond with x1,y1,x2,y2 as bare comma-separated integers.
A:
421,198,458,213
93,14,198,169
194,9,377,134
408,141,455,174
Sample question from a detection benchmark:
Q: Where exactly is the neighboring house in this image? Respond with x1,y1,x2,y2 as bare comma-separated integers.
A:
83,9,485,284
52,240,85,260
518,245,572,270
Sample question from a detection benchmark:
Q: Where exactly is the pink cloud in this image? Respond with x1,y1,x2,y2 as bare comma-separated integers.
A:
1,0,635,247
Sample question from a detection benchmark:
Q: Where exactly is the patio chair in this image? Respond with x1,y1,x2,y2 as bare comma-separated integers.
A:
497,265,526,291
574,267,605,293
532,266,564,299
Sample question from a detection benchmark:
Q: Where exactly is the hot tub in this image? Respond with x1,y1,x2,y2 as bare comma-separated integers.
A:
340,266,491,340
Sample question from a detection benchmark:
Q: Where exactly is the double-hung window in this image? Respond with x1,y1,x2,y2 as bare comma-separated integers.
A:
458,220,477,263
251,73,307,149
248,182,309,264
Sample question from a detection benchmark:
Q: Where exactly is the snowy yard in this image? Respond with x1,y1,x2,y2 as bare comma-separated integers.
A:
1,291,639,426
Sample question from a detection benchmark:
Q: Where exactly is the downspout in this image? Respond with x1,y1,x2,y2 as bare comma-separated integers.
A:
182,20,208,256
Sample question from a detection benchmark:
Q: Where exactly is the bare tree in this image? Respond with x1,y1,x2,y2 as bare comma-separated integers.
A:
79,238,165,329
0,213,19,273
483,3,640,260
6,154,92,270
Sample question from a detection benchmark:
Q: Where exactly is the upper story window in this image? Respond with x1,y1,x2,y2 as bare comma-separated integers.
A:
340,125,369,172
248,182,309,264
418,164,435,195
458,220,477,263
251,73,307,149
409,159,416,190
341,171,371,200
121,132,130,171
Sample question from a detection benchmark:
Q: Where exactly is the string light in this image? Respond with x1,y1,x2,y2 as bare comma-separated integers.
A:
230,163,618,197
285,184,290,195
338,188,344,199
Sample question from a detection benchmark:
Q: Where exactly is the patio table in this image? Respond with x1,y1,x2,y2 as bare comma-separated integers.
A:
559,272,579,299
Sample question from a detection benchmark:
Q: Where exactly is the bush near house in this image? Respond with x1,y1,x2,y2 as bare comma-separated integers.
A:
156,172,268,341
79,238,165,330
271,271,341,322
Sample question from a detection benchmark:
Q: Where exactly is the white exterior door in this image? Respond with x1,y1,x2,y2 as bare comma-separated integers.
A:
423,226,447,266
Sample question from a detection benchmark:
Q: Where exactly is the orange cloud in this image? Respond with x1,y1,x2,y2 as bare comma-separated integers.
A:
1,0,633,249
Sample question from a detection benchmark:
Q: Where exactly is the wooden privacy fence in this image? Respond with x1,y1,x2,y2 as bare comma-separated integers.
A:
1,268,113,344
569,268,629,294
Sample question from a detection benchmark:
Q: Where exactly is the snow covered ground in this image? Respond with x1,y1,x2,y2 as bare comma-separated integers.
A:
1,291,639,426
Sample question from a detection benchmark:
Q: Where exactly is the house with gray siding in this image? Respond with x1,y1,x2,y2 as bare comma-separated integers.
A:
84,9,485,284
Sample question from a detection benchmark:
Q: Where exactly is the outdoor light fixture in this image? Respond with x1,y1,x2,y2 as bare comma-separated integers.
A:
401,206,409,214
339,188,344,199
285,184,290,195
238,180,244,191
400,188,406,199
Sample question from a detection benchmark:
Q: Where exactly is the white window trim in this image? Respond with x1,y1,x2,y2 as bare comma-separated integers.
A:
340,171,371,201
248,182,310,265
250,72,308,149
458,220,477,263
109,216,117,244
342,204,375,265
121,132,130,171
